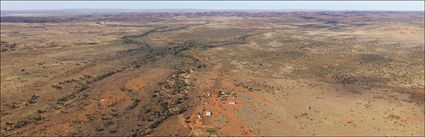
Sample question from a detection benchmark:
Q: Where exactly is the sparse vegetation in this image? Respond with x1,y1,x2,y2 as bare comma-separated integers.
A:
1,10,423,136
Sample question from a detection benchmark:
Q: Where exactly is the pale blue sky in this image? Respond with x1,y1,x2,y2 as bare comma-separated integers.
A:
1,1,424,11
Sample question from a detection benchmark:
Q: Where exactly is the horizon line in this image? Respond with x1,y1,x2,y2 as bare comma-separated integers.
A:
2,9,424,12
2,1,424,11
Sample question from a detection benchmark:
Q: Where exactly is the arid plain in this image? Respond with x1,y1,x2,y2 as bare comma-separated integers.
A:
1,10,424,136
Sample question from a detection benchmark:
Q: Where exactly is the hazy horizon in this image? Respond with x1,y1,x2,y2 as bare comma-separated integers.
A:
1,1,424,11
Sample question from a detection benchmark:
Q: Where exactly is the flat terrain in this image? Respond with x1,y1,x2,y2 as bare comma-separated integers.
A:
1,10,424,136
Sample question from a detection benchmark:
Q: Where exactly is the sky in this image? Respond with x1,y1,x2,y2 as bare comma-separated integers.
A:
1,1,424,11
